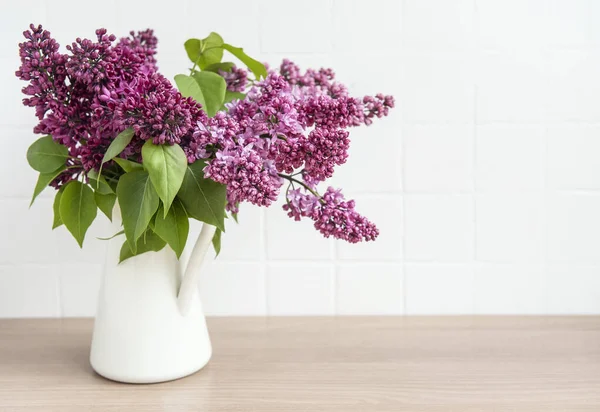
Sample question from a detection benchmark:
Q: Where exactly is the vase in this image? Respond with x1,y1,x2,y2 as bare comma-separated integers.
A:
89,206,216,384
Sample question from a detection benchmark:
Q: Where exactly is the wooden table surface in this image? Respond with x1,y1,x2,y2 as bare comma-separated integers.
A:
0,317,599,411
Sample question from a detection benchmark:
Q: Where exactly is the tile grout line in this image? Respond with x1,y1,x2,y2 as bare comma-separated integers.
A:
400,0,407,316
56,271,63,318
10,259,572,266
472,0,479,314
541,127,549,314
540,14,551,314
261,208,269,315
332,227,338,314
541,109,549,314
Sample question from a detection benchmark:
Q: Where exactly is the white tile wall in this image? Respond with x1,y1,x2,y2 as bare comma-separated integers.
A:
405,264,474,314
333,0,402,54
475,194,544,263
474,264,545,314
546,265,600,314
59,264,103,317
402,0,474,51
1,0,600,317
544,51,600,123
401,52,474,124
404,125,473,192
267,264,335,315
199,262,266,316
546,125,600,190
0,265,59,317
475,125,544,191
404,194,474,262
546,194,600,265
476,50,546,123
337,264,404,314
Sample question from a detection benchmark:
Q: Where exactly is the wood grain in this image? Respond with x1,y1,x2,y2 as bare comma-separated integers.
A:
0,317,599,411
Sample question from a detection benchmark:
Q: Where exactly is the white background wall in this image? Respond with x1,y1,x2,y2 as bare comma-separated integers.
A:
0,0,599,317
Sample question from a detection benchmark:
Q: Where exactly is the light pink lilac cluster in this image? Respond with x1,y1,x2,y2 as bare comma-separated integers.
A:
17,25,395,243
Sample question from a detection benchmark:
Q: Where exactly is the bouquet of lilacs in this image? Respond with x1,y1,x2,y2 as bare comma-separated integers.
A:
17,25,394,262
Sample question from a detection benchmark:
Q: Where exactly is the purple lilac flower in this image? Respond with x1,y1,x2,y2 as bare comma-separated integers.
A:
283,187,379,243
204,146,282,210
17,25,395,243
302,128,350,182
114,72,206,145
117,29,158,71
17,24,205,174
190,71,393,233
220,65,248,93
65,29,117,92
279,59,347,98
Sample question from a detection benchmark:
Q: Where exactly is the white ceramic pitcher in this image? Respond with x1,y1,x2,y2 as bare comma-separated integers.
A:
90,207,216,384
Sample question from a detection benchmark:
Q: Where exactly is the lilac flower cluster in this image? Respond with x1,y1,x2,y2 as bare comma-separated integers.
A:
111,73,205,145
220,65,248,93
194,112,282,212
283,187,379,243
302,128,350,182
16,24,204,182
188,61,394,242
17,25,395,243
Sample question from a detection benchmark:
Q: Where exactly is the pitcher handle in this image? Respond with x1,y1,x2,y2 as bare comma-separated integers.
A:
177,223,216,316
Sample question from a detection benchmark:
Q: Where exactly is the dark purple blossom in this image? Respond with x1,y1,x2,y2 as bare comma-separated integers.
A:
16,24,202,174
283,187,379,243
65,29,117,92
114,72,205,145
220,65,248,93
302,128,350,182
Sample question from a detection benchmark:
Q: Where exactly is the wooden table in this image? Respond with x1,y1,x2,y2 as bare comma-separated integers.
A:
0,317,599,411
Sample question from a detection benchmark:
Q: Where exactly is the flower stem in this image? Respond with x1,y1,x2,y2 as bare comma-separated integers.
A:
278,173,320,198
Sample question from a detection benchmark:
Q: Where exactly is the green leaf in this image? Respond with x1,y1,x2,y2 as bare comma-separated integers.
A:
190,32,225,69
59,181,97,247
212,228,222,256
87,170,114,195
113,158,143,173
204,62,235,73
184,39,201,63
95,192,117,221
26,136,69,173
97,230,124,240
117,170,160,252
199,32,224,69
177,161,226,231
223,91,246,106
154,201,189,258
141,141,188,216
52,189,63,229
102,128,135,164
148,212,157,231
192,71,226,117
119,229,166,263
222,43,267,79
231,211,238,223
30,165,66,207
174,74,207,108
